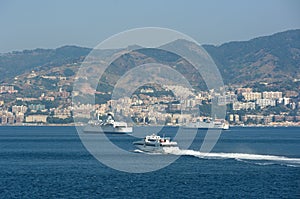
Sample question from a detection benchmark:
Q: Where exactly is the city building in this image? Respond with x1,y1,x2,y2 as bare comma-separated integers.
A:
25,115,48,123
283,97,291,106
242,92,262,101
234,114,240,122
274,115,285,122
229,114,234,122
1,115,7,124
256,99,276,108
12,105,28,114
217,94,237,105
262,91,282,100
15,112,25,123
29,104,46,111
236,87,252,94
233,102,256,110
72,104,93,119
0,85,18,94
53,108,72,119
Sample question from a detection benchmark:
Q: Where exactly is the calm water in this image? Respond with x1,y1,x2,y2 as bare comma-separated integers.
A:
0,126,299,198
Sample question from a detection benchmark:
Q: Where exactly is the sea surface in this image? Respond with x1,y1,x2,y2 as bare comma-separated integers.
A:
0,126,299,198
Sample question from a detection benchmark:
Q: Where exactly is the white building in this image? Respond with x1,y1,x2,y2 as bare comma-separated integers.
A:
0,85,18,94
234,114,240,122
283,97,291,106
72,104,93,119
233,102,256,110
256,99,276,108
12,105,28,114
218,94,237,105
25,115,48,123
262,91,282,100
242,92,262,101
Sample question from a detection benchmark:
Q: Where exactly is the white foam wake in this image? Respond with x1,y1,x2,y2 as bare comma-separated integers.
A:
162,148,300,167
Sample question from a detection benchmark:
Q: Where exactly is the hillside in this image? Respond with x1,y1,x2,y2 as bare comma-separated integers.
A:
203,29,300,87
0,29,299,92
0,46,91,82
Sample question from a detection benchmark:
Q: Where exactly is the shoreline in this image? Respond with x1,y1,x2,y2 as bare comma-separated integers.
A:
0,123,300,128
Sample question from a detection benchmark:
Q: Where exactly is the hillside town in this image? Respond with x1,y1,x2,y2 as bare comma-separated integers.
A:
0,80,299,127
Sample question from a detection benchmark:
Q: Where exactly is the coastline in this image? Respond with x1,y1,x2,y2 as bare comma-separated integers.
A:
1,123,300,128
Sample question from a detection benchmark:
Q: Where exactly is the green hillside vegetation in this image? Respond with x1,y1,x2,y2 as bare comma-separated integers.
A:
0,46,91,82
0,29,299,92
203,29,300,89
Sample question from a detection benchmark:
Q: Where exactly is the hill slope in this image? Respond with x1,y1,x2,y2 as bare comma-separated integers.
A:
0,46,91,82
203,29,300,85
0,29,299,91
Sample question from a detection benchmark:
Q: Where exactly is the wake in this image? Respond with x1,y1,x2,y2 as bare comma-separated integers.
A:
162,147,300,167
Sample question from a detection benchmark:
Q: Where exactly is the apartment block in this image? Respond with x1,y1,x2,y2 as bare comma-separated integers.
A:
262,91,282,99
242,92,262,101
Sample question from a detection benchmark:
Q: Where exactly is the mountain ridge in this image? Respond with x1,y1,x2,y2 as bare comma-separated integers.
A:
0,29,299,91
203,29,300,86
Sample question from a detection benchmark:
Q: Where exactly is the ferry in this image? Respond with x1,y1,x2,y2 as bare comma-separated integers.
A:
184,119,229,130
84,113,132,134
133,134,178,152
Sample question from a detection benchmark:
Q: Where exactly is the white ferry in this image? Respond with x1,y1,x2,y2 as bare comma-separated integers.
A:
84,113,132,134
133,134,178,152
184,119,229,130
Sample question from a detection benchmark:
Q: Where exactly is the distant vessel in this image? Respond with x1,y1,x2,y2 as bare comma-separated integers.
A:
184,119,229,130
84,113,133,134
133,134,178,152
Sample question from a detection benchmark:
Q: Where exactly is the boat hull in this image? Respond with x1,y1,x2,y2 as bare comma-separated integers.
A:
83,125,133,134
134,144,164,153
133,141,178,153
183,122,229,130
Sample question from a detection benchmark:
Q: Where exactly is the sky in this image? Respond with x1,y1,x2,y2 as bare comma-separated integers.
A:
0,0,299,53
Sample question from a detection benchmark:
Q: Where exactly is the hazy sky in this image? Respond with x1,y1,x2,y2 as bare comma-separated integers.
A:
1,0,299,53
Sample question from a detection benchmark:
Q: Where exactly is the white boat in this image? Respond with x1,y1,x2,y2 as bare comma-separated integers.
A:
184,119,229,130
133,134,178,152
84,113,133,134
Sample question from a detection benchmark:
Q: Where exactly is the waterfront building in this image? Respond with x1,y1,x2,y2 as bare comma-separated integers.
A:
15,112,24,123
1,115,7,124
25,115,48,123
234,114,240,122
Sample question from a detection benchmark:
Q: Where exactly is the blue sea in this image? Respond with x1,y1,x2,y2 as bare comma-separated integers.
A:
0,126,299,198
